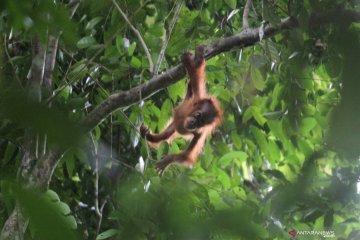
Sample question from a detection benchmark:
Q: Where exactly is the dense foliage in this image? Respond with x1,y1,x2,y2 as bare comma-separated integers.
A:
0,0,359,239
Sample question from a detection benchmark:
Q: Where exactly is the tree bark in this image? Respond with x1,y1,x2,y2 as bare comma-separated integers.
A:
1,8,360,240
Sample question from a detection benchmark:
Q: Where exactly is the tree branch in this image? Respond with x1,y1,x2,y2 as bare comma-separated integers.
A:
153,0,183,75
0,205,27,240
83,16,296,130
242,0,252,29
1,36,47,240
83,9,360,131
2,9,360,240
111,0,154,73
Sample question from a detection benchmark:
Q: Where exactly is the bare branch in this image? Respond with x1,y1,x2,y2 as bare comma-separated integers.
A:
242,0,252,29
153,0,183,75
96,199,108,236
111,0,154,73
0,206,27,240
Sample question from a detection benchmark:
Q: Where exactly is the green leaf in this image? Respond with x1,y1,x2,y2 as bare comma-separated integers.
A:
250,126,268,153
264,169,288,182
85,17,102,31
231,131,242,149
217,170,231,189
157,141,169,160
158,99,173,130
169,141,180,154
67,98,86,110
270,83,283,110
168,80,186,102
76,36,96,49
3,143,17,165
250,55,267,68
299,75,313,90
243,107,253,123
224,0,237,9
263,6,281,26
251,106,267,126
101,75,113,83
147,22,164,36
300,117,317,134
44,190,60,202
15,187,79,240
65,155,75,177
58,86,70,100
265,40,280,63
208,0,222,12
219,151,248,165
67,61,88,80
116,36,124,54
56,202,71,215
251,67,266,91
267,120,286,142
297,138,313,156
130,56,142,68
127,42,136,56
96,229,119,240
267,140,281,165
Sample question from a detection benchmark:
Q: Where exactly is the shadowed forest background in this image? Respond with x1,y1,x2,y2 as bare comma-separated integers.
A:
0,0,359,239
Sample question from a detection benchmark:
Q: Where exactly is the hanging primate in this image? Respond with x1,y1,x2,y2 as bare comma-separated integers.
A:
140,46,222,172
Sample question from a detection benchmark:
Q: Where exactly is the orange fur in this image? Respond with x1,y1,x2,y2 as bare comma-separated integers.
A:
140,46,222,172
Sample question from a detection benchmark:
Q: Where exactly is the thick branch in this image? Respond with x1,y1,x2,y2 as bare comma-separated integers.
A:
0,206,27,240
27,148,63,190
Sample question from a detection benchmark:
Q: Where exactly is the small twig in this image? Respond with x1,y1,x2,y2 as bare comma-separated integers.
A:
94,160,100,217
95,198,108,236
111,0,154,73
97,154,136,170
89,133,102,217
243,0,252,29
153,0,183,75
90,133,108,238
139,70,153,168
119,109,141,134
